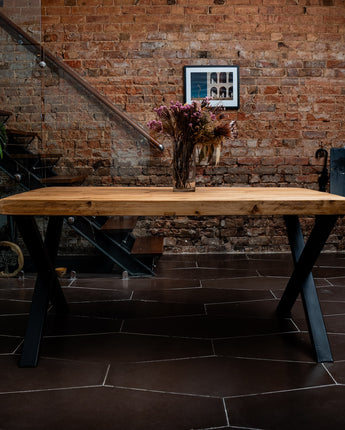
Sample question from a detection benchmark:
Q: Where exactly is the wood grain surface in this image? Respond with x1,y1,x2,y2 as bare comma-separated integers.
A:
1,186,345,216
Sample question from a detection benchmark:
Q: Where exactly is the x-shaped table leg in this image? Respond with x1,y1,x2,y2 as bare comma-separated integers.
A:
14,215,68,367
277,215,338,362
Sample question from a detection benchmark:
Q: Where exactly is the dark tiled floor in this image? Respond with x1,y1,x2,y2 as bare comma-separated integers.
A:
1,253,345,429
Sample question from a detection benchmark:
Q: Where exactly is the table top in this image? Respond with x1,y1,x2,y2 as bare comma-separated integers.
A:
1,186,345,217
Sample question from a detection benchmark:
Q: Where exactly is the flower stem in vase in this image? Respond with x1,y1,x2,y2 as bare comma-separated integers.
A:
173,141,196,192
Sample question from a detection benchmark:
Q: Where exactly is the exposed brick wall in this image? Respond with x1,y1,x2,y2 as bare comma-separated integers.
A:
1,1,345,254
40,0,345,185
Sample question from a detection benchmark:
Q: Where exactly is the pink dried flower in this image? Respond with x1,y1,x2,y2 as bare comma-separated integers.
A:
147,97,238,165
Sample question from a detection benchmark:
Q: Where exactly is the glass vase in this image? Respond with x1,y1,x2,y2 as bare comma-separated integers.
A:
172,145,196,192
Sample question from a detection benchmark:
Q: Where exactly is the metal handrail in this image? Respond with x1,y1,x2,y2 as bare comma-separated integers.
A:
0,11,164,152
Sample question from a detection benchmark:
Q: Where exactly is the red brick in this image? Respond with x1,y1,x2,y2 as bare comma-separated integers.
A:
64,60,82,68
237,157,261,166
60,15,85,24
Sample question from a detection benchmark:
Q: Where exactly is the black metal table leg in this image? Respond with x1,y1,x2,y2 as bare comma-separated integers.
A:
13,215,67,367
277,215,338,362
44,217,69,313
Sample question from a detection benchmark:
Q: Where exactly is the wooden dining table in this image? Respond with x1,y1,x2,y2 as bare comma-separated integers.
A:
1,185,345,367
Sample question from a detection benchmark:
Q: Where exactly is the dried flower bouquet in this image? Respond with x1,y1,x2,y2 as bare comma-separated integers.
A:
148,98,237,190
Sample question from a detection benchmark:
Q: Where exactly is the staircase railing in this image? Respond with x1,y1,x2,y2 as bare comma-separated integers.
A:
0,10,164,153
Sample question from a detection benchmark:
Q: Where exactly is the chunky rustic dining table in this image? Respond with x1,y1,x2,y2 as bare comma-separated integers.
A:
1,186,345,367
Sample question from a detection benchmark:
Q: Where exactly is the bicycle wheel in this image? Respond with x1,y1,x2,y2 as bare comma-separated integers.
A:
0,241,24,278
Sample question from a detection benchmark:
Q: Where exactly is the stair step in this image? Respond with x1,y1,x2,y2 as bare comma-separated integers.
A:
101,216,138,232
40,175,87,185
0,110,12,124
131,237,164,255
6,129,40,146
6,129,39,138
8,153,39,159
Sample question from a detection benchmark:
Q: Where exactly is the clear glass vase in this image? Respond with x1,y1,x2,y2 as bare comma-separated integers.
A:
172,145,196,192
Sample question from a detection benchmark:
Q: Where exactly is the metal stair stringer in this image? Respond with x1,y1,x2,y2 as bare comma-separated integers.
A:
66,216,155,277
0,151,44,190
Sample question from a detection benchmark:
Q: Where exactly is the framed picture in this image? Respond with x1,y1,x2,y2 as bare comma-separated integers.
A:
184,65,240,109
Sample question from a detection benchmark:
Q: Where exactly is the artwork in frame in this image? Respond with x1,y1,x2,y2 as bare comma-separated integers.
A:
184,65,240,109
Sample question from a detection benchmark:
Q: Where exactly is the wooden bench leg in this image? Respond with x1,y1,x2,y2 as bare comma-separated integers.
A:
13,216,68,367
277,215,338,363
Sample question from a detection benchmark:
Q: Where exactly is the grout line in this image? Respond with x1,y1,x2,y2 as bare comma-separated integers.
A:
211,339,216,356
222,397,230,427
118,331,198,339
12,339,24,354
289,318,301,331
327,282,345,288
109,384,222,399
102,364,111,386
317,265,345,269
322,363,339,385
219,354,315,364
224,383,337,399
206,298,277,307
204,276,281,282
133,354,216,364
324,279,335,286
0,298,32,303
65,285,133,292
224,426,266,430
318,300,345,304
43,331,122,339
132,353,316,365
0,334,22,339
194,427,226,430
66,298,131,304
0,384,105,396
325,331,345,335
38,354,109,367
322,312,345,317
195,424,236,430
270,289,278,299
